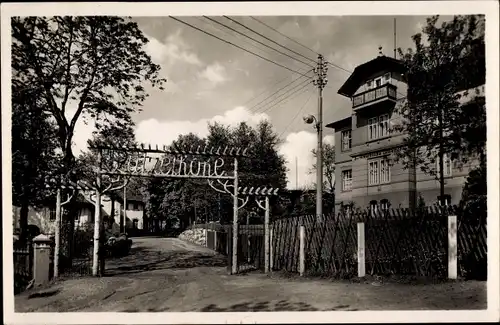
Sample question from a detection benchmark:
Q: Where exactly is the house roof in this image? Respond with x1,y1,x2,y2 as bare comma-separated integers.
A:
325,116,352,130
338,56,405,98
113,192,144,203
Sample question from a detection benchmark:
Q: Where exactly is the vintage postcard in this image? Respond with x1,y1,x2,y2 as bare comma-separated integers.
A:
2,1,499,324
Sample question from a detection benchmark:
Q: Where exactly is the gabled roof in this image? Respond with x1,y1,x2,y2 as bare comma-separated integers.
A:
325,116,352,130
114,192,144,203
338,56,405,98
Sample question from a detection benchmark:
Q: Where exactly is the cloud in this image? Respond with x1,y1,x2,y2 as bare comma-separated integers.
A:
279,132,335,190
70,104,335,190
198,62,228,85
135,106,336,190
144,30,202,66
135,106,270,147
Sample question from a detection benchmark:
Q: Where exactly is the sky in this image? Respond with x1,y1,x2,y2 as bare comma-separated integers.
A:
71,15,438,189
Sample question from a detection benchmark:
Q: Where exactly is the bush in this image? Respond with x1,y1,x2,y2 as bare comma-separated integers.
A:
458,162,487,280
105,235,133,257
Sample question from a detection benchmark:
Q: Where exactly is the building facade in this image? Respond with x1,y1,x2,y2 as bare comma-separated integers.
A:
326,55,483,213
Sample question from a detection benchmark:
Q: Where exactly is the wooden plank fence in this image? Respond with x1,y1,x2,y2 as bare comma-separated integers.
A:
270,205,487,279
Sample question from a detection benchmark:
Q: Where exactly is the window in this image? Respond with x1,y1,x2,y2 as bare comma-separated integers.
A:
341,129,352,151
436,154,452,177
368,160,379,185
379,114,390,138
368,117,378,140
133,202,139,211
375,77,382,87
368,158,391,185
366,79,373,89
380,159,391,184
342,170,352,191
368,114,390,140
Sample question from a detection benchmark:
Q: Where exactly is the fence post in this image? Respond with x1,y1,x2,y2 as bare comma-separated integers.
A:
264,197,270,273
299,225,305,276
357,222,365,278
448,215,458,279
227,226,233,274
269,226,274,271
214,230,217,251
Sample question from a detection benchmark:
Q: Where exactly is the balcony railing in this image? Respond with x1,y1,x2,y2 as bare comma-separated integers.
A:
352,84,397,109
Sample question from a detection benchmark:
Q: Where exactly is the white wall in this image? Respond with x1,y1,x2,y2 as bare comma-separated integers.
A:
125,201,144,230
13,205,93,235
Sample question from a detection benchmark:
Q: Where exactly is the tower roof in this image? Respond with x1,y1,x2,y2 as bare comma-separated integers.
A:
337,56,405,97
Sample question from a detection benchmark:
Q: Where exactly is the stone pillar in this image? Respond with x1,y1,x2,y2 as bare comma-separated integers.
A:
33,234,53,285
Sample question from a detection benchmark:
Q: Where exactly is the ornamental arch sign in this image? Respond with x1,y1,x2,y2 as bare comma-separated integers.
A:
71,143,281,275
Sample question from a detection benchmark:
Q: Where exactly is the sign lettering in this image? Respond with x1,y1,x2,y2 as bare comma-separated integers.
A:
110,154,228,178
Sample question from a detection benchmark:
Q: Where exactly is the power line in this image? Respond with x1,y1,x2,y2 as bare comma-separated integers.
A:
249,71,313,113
250,16,320,56
241,67,311,107
224,16,316,64
328,62,351,74
169,16,311,78
194,17,286,66
193,16,313,107
279,90,314,138
247,16,352,76
259,80,313,115
204,16,314,68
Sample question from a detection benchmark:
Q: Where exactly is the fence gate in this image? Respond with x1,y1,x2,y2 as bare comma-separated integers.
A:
236,224,266,272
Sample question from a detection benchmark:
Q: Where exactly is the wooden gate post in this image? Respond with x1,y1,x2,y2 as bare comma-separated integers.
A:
448,215,458,279
264,197,270,273
227,226,233,274
357,222,365,278
269,226,274,271
299,225,305,276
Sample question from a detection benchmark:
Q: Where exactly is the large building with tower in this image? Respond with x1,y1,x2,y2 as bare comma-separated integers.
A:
326,53,484,213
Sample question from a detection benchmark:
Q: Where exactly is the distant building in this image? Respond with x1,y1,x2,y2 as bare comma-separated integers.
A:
12,190,146,235
112,193,146,231
12,194,97,235
326,54,484,213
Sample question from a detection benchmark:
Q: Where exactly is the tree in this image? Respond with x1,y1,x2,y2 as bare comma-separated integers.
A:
310,143,336,194
459,160,486,223
12,81,60,242
11,16,166,177
143,120,289,229
394,15,485,204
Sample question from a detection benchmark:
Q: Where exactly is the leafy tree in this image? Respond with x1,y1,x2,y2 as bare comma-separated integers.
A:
76,122,137,208
394,15,485,204
309,143,336,215
143,120,288,229
12,16,165,262
310,143,336,194
11,16,166,176
12,81,60,242
459,160,486,223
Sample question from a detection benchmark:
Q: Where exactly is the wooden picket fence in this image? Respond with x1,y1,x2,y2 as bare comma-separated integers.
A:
270,205,487,279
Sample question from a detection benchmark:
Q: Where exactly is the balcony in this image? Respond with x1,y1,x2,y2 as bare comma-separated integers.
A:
352,84,397,110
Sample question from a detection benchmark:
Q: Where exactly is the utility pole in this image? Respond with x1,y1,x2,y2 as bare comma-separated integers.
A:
313,54,328,222
393,18,397,59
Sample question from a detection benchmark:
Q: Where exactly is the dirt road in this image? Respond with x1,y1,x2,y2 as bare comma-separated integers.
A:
15,237,486,312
